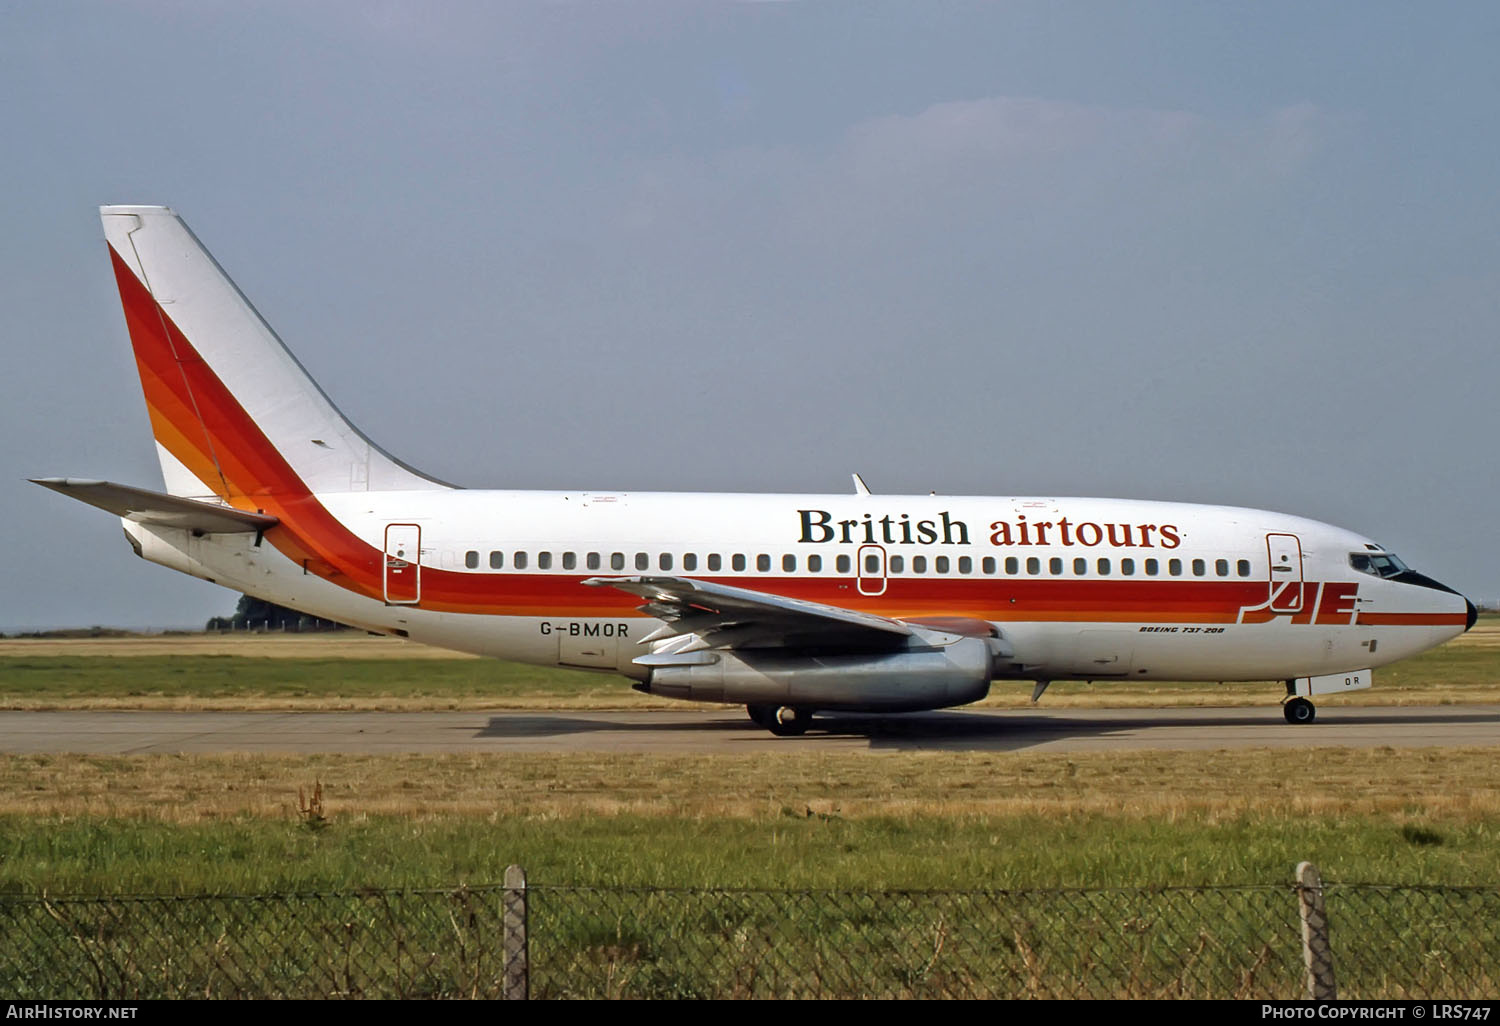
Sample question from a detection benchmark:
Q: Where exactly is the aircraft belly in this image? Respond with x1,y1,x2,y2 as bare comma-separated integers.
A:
1059,629,1136,677
1004,619,1381,682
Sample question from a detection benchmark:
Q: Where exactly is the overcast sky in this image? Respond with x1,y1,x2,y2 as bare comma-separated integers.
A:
4,1,1499,629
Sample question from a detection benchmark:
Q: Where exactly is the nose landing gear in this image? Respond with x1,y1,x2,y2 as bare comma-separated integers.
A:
1282,696,1316,724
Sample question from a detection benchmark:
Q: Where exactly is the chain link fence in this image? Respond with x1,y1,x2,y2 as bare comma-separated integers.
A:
3,875,1496,999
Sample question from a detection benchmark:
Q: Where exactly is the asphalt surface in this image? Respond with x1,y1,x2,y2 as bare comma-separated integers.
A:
2,704,1497,754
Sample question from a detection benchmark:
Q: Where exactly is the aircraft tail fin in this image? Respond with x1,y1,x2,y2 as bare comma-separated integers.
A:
99,205,450,499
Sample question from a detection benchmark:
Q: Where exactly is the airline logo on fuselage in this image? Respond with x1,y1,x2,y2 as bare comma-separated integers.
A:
797,509,1182,549
1238,582,1359,625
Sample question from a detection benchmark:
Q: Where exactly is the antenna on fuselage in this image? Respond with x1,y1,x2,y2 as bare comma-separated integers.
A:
852,473,871,496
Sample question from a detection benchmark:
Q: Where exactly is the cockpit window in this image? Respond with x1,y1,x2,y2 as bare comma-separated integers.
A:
1349,552,1409,578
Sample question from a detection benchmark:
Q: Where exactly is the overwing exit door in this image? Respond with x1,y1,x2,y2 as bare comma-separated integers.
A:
857,544,887,596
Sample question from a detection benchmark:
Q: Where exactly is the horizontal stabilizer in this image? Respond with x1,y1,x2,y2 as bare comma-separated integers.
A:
30,478,278,534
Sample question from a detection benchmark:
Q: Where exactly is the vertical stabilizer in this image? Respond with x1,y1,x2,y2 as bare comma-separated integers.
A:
100,205,449,498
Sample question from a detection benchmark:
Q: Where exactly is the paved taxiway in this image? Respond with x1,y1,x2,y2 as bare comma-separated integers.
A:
1,705,1496,755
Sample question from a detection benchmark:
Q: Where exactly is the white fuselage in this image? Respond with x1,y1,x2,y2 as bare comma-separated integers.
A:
123,489,1470,687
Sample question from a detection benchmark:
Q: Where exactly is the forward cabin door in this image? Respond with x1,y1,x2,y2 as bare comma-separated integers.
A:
1266,532,1304,613
384,524,421,605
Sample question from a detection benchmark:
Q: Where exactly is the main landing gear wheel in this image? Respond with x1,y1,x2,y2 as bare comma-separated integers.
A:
746,704,776,728
767,706,812,737
1283,697,1316,724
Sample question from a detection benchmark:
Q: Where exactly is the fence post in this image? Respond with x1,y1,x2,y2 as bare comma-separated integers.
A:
1296,861,1337,1000
502,864,528,1000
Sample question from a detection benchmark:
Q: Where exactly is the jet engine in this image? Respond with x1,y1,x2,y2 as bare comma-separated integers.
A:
641,634,1000,712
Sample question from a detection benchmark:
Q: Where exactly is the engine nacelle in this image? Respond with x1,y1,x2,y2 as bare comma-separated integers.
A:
644,636,995,712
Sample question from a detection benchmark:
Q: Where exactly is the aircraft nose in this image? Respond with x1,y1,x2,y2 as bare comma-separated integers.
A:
1466,598,1478,632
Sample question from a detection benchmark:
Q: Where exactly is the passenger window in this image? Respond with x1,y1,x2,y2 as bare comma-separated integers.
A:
733,554,747,572
659,553,673,571
1049,557,1063,575
537,552,552,570
1121,558,1135,575
1192,559,1205,577
708,554,722,572
836,554,851,573
808,554,822,572
465,550,479,569
757,554,771,572
936,556,950,573
1145,559,1158,576
587,552,600,571
683,553,697,572
1005,557,1019,575
782,554,796,572
514,551,529,570
889,555,904,573
611,552,625,571
864,554,879,573
562,552,576,570
635,552,649,571
959,557,972,574
1237,559,1251,577
982,557,995,575
1168,559,1181,577
1027,557,1040,575
1097,558,1111,575
490,551,504,570
1215,559,1228,576
913,555,928,573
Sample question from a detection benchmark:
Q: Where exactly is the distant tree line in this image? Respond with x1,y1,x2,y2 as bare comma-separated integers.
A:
205,595,350,633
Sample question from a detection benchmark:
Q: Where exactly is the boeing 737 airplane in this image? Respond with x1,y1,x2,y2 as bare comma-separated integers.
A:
33,206,1477,734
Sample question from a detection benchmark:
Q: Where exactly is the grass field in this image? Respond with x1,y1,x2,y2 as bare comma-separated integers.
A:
6,809,1498,895
1,747,1497,893
3,635,1497,998
0,625,1496,900
2,619,1498,709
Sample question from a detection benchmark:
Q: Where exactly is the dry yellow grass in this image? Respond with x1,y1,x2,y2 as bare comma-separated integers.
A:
0,634,479,659
1453,623,1500,647
1,688,1490,712
0,694,664,711
0,689,1490,712
3,747,1496,824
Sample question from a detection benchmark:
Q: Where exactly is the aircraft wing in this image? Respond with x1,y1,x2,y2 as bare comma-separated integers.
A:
582,575,916,652
30,478,279,534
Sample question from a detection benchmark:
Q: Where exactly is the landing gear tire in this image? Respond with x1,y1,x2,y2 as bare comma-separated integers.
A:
767,706,811,737
1283,697,1316,724
746,704,776,728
